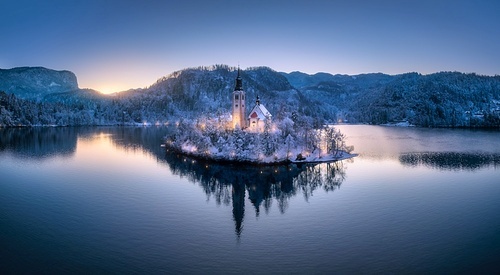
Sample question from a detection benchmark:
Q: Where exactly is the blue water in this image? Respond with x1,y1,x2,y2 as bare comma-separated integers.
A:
1,126,499,273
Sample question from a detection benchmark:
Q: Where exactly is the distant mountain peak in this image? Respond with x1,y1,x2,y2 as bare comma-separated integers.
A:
0,66,79,100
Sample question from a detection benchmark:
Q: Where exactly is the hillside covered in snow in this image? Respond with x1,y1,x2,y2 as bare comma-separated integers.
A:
282,71,500,127
0,67,79,101
1,65,499,127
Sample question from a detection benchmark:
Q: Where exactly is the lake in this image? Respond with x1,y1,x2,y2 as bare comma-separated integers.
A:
1,125,499,274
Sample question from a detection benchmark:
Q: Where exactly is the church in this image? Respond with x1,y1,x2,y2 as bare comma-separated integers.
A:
247,96,272,131
231,68,272,131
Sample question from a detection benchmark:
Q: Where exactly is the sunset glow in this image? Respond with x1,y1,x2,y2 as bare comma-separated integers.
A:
2,0,499,94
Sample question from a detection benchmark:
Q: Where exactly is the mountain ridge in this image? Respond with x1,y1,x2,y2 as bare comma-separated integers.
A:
0,67,79,101
1,65,499,127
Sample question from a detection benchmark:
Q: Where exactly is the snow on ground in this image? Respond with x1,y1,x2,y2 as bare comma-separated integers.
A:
165,116,357,165
291,151,358,164
166,141,356,165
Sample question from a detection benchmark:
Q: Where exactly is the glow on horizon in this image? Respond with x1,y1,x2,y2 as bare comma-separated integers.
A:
77,65,165,94
91,85,130,95
83,63,488,95
2,0,499,94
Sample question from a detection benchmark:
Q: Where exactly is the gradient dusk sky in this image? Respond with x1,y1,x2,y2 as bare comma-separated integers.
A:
2,0,499,93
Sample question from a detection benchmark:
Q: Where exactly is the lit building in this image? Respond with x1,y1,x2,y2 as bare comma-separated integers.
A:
248,95,272,132
231,67,272,131
232,68,246,129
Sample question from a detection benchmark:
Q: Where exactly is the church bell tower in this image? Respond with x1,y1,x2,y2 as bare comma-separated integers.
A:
232,67,246,129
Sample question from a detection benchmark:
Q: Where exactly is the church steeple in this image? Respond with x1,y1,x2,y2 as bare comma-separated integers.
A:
232,66,246,129
234,67,243,91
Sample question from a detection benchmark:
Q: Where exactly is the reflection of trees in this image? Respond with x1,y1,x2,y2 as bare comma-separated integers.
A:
0,126,173,160
107,127,171,158
0,127,78,158
107,127,348,236
399,152,500,171
294,162,346,201
0,127,348,238
164,152,347,237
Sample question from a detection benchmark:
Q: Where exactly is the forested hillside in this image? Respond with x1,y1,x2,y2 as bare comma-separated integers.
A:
283,71,500,127
1,65,499,127
348,72,500,127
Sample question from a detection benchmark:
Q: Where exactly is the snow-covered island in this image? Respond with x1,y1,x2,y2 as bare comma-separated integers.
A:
164,68,356,165
165,118,356,165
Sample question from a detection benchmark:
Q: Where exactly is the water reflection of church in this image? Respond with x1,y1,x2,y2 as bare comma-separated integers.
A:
6,127,498,237
164,152,346,237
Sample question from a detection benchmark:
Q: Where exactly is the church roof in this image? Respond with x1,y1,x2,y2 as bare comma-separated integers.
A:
248,102,272,120
234,67,243,91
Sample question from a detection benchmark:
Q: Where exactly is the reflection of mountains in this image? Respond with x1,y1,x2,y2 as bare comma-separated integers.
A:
0,127,171,160
106,127,170,158
0,127,78,159
400,152,500,171
164,152,346,237
0,127,348,237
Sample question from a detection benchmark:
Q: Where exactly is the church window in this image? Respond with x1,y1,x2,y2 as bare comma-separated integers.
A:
235,104,238,107
242,95,245,100
235,95,239,100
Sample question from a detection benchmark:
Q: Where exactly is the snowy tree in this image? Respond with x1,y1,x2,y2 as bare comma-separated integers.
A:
284,134,295,160
261,116,275,157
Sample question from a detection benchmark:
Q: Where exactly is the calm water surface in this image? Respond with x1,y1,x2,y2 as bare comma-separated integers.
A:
1,125,499,274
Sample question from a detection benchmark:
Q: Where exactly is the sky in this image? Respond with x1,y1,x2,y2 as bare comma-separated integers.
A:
2,0,500,94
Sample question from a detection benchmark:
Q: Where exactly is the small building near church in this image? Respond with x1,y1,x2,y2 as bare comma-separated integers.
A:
248,96,272,132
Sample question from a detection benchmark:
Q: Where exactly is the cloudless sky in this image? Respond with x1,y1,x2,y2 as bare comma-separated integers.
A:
2,0,499,93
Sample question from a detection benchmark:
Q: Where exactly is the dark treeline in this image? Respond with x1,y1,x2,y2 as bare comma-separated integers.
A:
290,71,500,127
